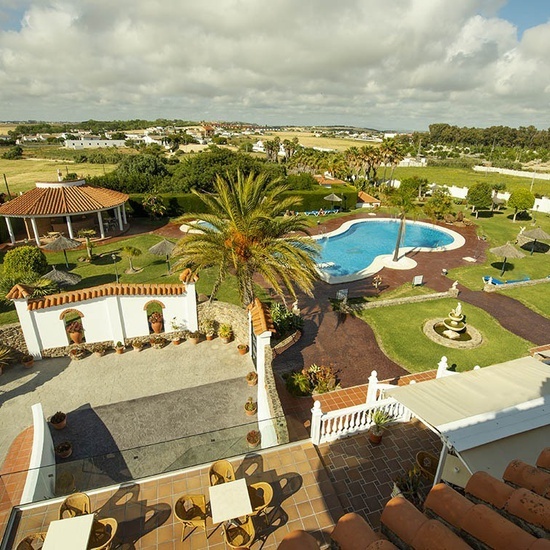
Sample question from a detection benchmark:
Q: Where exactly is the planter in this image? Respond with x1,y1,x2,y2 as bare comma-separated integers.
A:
244,397,257,416
172,338,181,346
206,333,215,341
246,372,258,386
151,322,163,334
50,412,67,430
55,442,72,459
68,332,83,344
238,345,248,355
246,430,261,449
133,345,143,352
22,356,34,368
115,347,124,355
368,429,383,445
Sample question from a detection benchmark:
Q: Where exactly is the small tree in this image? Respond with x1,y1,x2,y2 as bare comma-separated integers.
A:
424,188,453,220
466,182,492,218
2,146,23,159
121,246,142,272
78,229,96,259
142,194,167,219
2,246,49,279
508,188,535,222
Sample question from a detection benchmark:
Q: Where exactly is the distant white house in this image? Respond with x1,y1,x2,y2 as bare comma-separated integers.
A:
65,139,126,149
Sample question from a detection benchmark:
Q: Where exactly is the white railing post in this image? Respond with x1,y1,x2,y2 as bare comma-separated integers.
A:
366,370,379,404
436,356,449,378
311,401,323,445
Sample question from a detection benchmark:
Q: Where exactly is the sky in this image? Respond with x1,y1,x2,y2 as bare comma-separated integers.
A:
0,0,549,131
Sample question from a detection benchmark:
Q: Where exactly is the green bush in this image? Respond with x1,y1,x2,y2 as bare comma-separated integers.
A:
285,371,311,396
2,246,49,278
271,303,303,337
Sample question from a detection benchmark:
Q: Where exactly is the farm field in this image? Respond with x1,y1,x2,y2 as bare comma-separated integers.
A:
269,130,380,151
0,159,117,194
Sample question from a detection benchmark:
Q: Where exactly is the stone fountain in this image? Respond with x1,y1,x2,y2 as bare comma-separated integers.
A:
441,302,466,340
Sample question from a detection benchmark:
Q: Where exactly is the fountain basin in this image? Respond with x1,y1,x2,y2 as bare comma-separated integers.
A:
423,318,483,349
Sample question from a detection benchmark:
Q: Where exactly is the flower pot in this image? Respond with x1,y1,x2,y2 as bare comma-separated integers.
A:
151,322,163,334
247,376,258,387
246,431,261,449
247,438,260,449
115,347,124,355
368,429,383,445
56,444,72,459
245,407,257,416
206,333,214,341
220,336,231,344
238,345,248,355
22,357,34,368
51,417,67,430
69,332,83,344
133,345,143,352
172,338,181,345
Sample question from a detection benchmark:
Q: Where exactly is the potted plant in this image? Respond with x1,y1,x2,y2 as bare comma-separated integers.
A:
368,409,394,445
244,396,257,416
201,318,216,340
132,339,144,352
114,341,125,354
21,354,34,368
218,323,232,344
55,441,73,459
393,466,422,507
91,343,107,357
50,411,67,430
69,346,86,361
149,311,164,334
172,333,182,345
237,344,249,355
246,371,258,386
188,331,200,345
246,429,261,449
0,346,14,376
66,320,84,344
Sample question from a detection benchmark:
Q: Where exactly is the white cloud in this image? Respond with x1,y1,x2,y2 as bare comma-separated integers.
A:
0,0,548,130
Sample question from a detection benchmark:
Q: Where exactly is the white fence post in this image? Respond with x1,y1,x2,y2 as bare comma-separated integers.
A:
366,370,379,404
311,401,323,445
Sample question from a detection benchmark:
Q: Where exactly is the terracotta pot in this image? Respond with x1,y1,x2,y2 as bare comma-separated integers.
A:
368,430,383,445
245,407,257,416
56,445,72,459
206,334,214,341
247,377,258,387
189,337,200,345
238,345,248,355
69,331,83,344
151,322,163,334
51,418,67,430
247,438,260,449
22,358,34,368
172,338,181,345
115,347,124,354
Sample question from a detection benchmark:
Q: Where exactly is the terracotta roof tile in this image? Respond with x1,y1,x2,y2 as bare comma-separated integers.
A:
531,539,550,549
5,284,34,300
331,512,384,549
0,184,128,217
424,483,474,529
358,191,381,203
380,496,428,546
537,448,550,473
13,283,187,311
247,298,275,336
313,174,347,186
466,471,514,509
277,530,319,549
411,519,472,550
504,460,550,498
460,504,537,549
505,488,550,533
367,541,399,550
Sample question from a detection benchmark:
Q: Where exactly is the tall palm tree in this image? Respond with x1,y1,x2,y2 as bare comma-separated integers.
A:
387,183,418,262
173,171,320,307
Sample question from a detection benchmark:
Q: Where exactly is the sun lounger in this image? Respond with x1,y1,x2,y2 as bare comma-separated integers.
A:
483,276,530,285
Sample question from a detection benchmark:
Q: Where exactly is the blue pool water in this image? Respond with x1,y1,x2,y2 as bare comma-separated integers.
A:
318,220,454,279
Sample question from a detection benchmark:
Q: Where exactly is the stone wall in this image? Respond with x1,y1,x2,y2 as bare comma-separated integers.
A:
0,322,28,361
198,301,249,343
349,289,457,311
483,276,550,293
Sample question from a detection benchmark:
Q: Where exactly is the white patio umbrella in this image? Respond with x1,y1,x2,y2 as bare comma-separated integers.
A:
489,242,526,276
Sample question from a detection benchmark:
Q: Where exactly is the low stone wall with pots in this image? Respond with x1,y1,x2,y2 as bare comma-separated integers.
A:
0,322,29,361
198,301,249,343
348,289,458,311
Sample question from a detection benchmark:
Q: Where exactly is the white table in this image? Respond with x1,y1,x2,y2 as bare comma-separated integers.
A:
208,478,253,523
43,513,95,550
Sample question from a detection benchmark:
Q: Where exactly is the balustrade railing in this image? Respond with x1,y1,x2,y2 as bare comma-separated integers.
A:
310,397,412,445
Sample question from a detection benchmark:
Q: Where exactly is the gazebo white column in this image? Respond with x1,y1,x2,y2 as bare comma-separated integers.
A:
97,211,105,239
65,216,74,239
116,206,123,230
30,217,41,246
122,203,127,224
5,218,15,244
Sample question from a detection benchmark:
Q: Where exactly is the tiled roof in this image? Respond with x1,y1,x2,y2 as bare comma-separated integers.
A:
247,298,275,336
7,283,187,310
358,191,381,203
313,174,347,186
0,185,128,217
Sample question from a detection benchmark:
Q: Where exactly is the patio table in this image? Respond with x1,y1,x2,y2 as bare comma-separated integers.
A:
42,513,95,550
208,478,253,523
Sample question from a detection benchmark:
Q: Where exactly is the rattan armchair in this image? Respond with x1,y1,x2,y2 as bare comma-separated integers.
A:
16,532,47,550
174,494,208,541
208,459,235,486
222,516,255,549
248,482,273,520
58,492,91,519
416,451,439,482
88,517,118,550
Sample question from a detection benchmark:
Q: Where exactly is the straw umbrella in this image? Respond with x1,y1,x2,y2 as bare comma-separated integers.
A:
489,242,526,276
148,239,176,272
522,227,550,255
323,193,343,211
43,266,82,286
42,235,81,268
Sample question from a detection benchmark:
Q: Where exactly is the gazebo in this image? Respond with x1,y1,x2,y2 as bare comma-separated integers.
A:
0,176,129,246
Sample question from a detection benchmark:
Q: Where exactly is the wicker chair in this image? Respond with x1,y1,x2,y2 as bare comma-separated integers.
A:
248,482,273,521
208,459,235,486
174,494,207,541
223,516,255,549
88,517,118,550
416,451,439,482
58,492,92,519
15,532,47,550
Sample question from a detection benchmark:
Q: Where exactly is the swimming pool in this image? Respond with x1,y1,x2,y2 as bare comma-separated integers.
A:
315,218,465,284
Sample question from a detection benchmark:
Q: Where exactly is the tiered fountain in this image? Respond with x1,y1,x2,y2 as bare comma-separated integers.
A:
424,302,483,349
441,302,466,340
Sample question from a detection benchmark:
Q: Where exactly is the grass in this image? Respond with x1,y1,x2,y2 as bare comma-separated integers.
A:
269,130,380,152
0,158,117,194
392,166,550,196
356,297,534,373
497,284,550,319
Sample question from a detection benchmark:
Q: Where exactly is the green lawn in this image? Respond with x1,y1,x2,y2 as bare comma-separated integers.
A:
356,297,534,373
497,284,550,319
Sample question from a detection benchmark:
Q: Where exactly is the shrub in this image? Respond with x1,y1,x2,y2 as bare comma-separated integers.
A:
148,312,163,324
270,303,303,337
66,321,83,333
2,246,49,279
285,363,339,396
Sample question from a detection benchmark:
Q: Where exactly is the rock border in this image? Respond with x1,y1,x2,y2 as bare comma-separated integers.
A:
423,318,483,349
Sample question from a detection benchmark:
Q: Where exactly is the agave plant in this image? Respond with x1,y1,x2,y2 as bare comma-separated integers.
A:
0,346,14,368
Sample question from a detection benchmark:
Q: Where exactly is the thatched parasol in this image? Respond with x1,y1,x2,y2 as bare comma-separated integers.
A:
489,242,526,276
42,235,81,268
43,266,82,286
522,227,550,255
324,193,343,210
148,239,176,272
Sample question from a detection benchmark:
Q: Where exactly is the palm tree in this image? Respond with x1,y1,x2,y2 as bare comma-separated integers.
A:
122,246,142,272
173,171,320,307
387,183,418,262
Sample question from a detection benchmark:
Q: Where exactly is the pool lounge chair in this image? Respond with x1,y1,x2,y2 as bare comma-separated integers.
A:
482,275,530,285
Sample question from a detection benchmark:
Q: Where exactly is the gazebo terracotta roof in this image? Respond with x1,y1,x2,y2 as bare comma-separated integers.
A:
0,185,128,217
7,282,189,310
